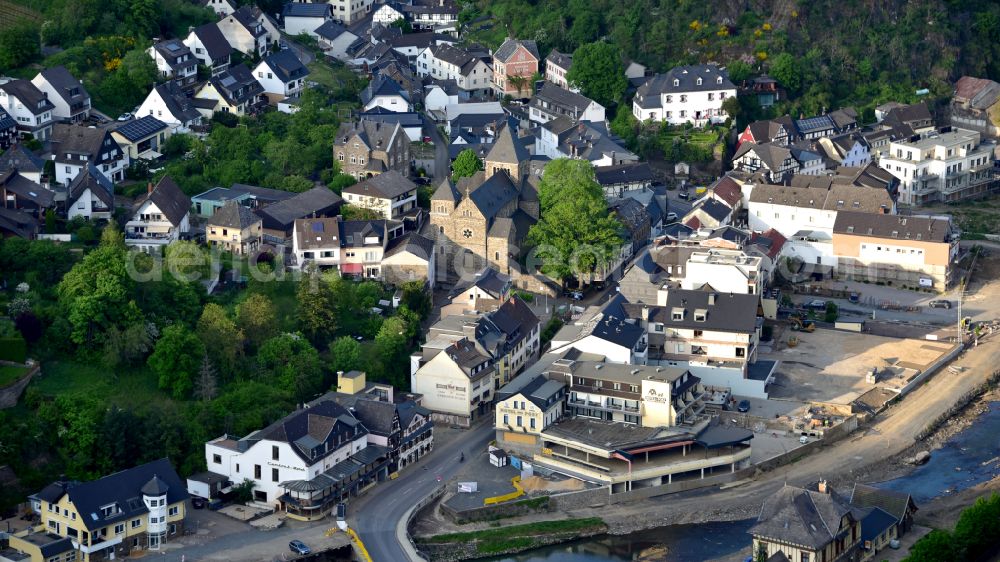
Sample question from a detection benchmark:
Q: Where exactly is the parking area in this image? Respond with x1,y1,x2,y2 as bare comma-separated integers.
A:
763,328,957,404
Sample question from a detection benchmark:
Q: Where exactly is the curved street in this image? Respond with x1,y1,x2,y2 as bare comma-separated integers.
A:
349,422,494,561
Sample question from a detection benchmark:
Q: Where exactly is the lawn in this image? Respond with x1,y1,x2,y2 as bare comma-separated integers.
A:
0,364,30,388
33,360,166,404
418,517,607,554
306,58,366,108
924,198,1000,239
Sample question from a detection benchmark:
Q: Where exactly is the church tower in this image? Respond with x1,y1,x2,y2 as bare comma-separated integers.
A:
484,122,528,180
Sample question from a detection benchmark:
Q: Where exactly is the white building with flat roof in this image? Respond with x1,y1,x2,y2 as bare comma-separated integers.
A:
878,128,997,205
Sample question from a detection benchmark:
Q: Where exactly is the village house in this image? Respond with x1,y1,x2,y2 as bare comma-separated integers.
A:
201,0,237,17
147,39,198,89
632,65,736,127
544,49,573,91
30,66,91,123
832,211,959,290
199,400,387,519
529,82,605,124
124,176,191,252
190,183,295,217
111,115,171,161
194,64,265,116
184,23,233,77
325,218,404,279
440,266,512,317
217,6,268,57
206,200,262,254
737,118,794,147
0,169,55,239
749,482,863,562
315,21,359,61
342,170,418,221
0,107,16,150
253,50,310,105
746,182,895,239
282,2,333,37
372,3,405,26
731,142,800,182
414,44,493,97
256,186,342,244
323,0,374,25
0,144,47,186
536,117,638,166
382,232,436,288
950,76,1000,137
403,0,459,31
360,75,412,112
359,107,423,142
850,484,918,561
50,123,128,185
66,164,115,221
333,120,410,180
594,162,655,199
878,127,997,205
491,39,539,98
409,337,497,426
8,458,187,561
137,81,204,132
0,79,55,141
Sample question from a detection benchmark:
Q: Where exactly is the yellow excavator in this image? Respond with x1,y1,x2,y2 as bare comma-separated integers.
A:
790,315,816,332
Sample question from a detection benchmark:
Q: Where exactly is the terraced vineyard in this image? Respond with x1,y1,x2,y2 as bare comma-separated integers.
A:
0,0,41,30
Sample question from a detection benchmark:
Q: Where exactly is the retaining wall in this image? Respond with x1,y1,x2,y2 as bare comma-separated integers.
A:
0,362,39,409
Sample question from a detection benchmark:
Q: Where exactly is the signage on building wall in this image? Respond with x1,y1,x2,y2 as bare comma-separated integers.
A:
266,461,306,471
919,277,933,287
643,388,669,404
435,382,467,400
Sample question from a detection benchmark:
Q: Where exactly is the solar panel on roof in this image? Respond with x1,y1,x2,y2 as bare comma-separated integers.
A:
166,43,181,52
311,222,324,232
220,76,237,88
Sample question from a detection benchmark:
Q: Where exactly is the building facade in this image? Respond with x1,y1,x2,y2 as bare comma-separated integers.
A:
632,65,736,127
878,128,997,205
333,120,410,180
491,39,539,98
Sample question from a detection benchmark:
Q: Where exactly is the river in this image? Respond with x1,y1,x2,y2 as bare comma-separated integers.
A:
491,402,1000,562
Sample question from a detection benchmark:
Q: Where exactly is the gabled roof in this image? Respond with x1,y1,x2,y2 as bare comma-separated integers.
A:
485,121,529,165
384,232,434,260
734,142,792,171
624,288,759,333
745,119,788,143
749,485,856,551
208,200,260,229
35,66,89,106
68,164,115,210
0,80,54,115
361,75,409,105
259,50,309,83
258,187,342,229
497,373,564,410
152,39,194,68
710,176,742,208
207,63,264,107
426,44,483,75
493,38,539,63
315,20,354,41
334,119,403,152
531,82,601,117
228,6,266,38
449,267,509,299
191,23,233,62
636,65,734,98
594,162,654,186
255,400,366,464
0,106,15,131
113,115,168,142
860,507,899,544
138,176,191,226
546,49,572,70
151,81,203,124
463,171,520,220
50,124,115,164
0,170,54,207
954,76,1000,110
352,399,397,436
431,177,461,202
0,206,40,239
282,2,333,18
0,144,45,174
834,211,952,242
359,107,423,128
43,458,188,532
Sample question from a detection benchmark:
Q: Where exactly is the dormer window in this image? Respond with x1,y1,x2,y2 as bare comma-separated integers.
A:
673,79,679,87
694,309,707,322
671,307,684,321
717,76,723,84
696,77,702,86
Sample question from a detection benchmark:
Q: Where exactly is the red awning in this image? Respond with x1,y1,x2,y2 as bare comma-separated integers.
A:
341,262,363,274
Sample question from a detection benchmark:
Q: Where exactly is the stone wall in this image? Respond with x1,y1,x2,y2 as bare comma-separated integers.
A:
548,486,610,510
440,494,553,524
0,362,39,409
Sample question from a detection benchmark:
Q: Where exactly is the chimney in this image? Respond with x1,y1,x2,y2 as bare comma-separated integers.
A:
147,181,154,195
708,293,717,305
641,306,649,322
817,479,828,494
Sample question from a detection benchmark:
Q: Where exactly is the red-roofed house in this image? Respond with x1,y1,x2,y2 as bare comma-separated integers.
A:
709,176,743,210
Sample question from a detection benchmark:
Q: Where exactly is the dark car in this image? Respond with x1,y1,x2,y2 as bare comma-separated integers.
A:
737,400,751,413
191,497,207,509
929,300,952,309
289,540,311,555
678,191,690,200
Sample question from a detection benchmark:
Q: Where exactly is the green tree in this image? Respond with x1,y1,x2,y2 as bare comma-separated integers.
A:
148,324,205,399
905,529,957,562
0,20,40,72
953,493,1000,560
526,159,623,283
373,316,411,387
399,280,431,319
769,52,802,95
197,304,243,379
341,205,384,221
164,240,207,281
102,322,152,368
727,60,753,84
329,335,362,379
257,333,323,402
568,11,602,46
566,42,627,108
390,17,413,33
232,479,256,503
236,293,278,350
451,149,483,181
297,268,337,344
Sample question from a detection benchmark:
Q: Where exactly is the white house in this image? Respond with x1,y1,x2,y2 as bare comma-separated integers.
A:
746,182,894,239
414,44,492,96
217,6,268,57
529,82,605,124
201,0,237,17
0,79,55,141
147,39,198,88
253,50,309,105
544,50,573,91
537,117,638,167
341,170,418,220
817,133,871,168
632,64,736,127
878,127,996,205
292,216,342,269
732,142,800,182
137,82,204,131
124,176,191,252
202,400,370,506
282,2,333,37
184,23,233,76
66,164,115,221
50,123,127,186
361,75,411,112
791,147,826,176
314,21,359,60
410,338,497,424
372,3,405,25
423,83,458,114
681,249,764,295
549,296,647,365
30,66,91,123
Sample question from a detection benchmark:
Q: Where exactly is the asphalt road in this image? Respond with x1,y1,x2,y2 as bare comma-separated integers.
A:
422,113,449,181
350,422,495,562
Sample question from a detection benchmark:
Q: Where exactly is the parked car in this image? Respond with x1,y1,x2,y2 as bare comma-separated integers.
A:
117,112,133,122
929,299,952,309
289,540,311,555
563,290,583,300
422,135,432,143
191,497,207,509
805,299,828,311
737,400,751,413
666,212,678,222
413,177,432,185
678,191,690,200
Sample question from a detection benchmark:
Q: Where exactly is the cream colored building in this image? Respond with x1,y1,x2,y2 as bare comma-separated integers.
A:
11,459,187,562
409,338,496,426
206,200,262,254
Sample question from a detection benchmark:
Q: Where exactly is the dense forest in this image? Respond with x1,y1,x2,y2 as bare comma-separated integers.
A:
463,0,1000,120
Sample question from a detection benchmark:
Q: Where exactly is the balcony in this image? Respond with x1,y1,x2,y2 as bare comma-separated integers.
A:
73,533,123,554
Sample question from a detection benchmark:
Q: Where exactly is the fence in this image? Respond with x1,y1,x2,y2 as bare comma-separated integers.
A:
404,484,446,561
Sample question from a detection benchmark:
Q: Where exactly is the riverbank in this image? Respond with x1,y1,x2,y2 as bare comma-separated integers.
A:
414,384,1000,561
415,518,607,562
